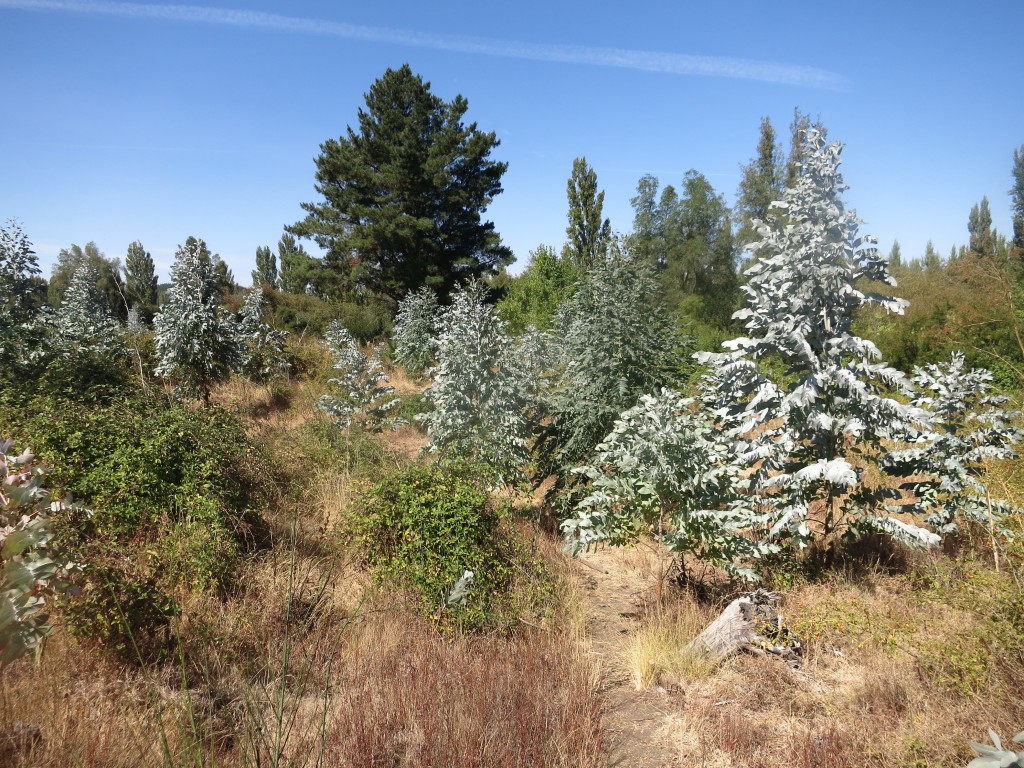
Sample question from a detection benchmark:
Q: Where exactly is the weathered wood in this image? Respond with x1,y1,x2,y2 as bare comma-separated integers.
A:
684,589,802,668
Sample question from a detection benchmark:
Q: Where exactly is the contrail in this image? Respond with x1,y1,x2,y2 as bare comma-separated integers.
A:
0,0,847,89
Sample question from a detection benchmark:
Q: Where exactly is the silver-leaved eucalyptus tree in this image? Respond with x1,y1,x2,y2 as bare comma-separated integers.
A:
418,281,533,487
1,439,82,666
236,288,289,382
540,242,688,481
884,353,1023,539
154,239,241,401
317,321,400,431
698,131,935,551
563,388,774,580
0,221,44,369
52,261,125,358
393,285,440,376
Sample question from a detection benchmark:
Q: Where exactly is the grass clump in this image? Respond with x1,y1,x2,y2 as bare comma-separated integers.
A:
350,460,555,633
623,600,716,689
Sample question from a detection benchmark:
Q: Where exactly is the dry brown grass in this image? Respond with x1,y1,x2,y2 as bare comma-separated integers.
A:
0,453,603,768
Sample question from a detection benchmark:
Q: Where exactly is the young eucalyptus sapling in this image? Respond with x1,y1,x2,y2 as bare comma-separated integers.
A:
884,353,1023,540
563,388,774,580
52,261,125,358
698,131,934,551
540,244,688,483
393,286,440,375
0,221,44,368
1,439,82,666
236,288,289,381
418,281,533,487
154,239,241,401
317,321,400,430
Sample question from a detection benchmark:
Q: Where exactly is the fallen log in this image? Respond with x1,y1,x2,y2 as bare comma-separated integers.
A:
684,589,802,668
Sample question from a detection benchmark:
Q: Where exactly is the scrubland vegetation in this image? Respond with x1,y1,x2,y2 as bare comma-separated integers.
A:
3,65,1024,766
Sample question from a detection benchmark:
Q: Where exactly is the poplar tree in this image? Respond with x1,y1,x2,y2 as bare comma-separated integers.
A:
736,116,784,251
124,240,158,317
564,157,611,269
889,240,903,269
278,233,317,294
252,245,278,289
1011,145,1024,252
968,196,996,257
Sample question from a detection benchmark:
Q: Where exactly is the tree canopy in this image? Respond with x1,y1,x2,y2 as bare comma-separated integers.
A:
290,64,512,302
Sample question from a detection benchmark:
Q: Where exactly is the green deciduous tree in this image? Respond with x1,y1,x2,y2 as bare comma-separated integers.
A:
630,172,739,329
1011,145,1024,252
48,242,126,321
563,157,611,269
124,240,158,319
252,245,278,289
968,196,996,257
496,245,581,334
277,232,317,295
736,116,785,253
291,64,511,302
889,240,903,269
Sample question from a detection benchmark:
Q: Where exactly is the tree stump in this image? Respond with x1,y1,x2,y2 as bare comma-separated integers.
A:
684,589,802,668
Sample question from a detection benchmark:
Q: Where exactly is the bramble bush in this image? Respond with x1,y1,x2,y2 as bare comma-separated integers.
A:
6,391,270,658
350,461,554,633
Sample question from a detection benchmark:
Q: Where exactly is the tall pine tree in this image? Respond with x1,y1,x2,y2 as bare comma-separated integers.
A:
290,64,511,301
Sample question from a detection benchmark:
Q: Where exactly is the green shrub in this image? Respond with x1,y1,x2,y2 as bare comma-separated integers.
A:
350,461,553,633
4,391,270,658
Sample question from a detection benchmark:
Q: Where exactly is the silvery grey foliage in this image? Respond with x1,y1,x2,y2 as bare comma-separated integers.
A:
393,286,440,375
965,729,1024,768
418,280,533,487
885,352,1023,536
0,220,43,366
154,239,242,399
236,288,289,381
317,321,400,430
542,243,687,476
52,261,125,358
1,439,82,666
563,388,775,580
698,131,935,549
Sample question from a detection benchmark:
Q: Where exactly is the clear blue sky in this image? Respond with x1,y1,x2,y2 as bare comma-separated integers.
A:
2,0,1022,285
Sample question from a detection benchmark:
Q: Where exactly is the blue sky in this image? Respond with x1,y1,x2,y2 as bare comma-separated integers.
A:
2,0,1022,285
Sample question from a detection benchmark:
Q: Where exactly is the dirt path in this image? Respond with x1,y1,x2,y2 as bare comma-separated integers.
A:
575,545,686,767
